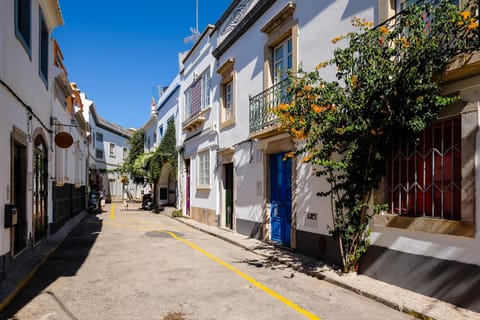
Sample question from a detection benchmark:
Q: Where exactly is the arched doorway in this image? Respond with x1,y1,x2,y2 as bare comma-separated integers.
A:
33,135,48,243
157,163,177,206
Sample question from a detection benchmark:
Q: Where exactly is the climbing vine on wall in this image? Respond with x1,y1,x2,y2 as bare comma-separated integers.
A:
146,118,178,183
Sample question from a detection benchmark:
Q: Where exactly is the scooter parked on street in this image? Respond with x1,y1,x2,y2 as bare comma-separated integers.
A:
141,192,153,210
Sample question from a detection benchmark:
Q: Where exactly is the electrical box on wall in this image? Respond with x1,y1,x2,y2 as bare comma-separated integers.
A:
5,204,17,228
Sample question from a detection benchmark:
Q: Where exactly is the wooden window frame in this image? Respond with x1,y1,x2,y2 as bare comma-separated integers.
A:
217,58,236,129
197,150,211,189
15,0,32,58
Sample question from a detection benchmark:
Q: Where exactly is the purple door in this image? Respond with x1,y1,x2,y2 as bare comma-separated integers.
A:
185,159,190,216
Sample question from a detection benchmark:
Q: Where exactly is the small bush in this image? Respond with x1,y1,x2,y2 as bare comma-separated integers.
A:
171,209,183,217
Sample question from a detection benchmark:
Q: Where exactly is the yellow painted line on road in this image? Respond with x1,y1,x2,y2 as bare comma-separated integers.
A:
100,220,190,233
96,220,318,318
165,231,321,320
110,204,115,220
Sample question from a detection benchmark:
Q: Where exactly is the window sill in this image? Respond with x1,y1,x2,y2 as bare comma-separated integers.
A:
373,214,475,238
220,119,236,130
196,185,211,190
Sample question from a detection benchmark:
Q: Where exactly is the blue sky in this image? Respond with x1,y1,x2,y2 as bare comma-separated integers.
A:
54,1,232,129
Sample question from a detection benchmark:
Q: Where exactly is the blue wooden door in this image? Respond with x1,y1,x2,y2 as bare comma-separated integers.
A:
270,153,292,246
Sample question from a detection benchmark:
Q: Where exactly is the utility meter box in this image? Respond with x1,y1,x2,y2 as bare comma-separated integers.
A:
5,205,17,228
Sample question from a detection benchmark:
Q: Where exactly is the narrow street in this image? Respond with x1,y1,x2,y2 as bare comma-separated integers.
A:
2,204,412,320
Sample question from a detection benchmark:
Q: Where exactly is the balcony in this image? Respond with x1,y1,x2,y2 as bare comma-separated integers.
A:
182,107,209,132
249,78,290,137
377,0,480,82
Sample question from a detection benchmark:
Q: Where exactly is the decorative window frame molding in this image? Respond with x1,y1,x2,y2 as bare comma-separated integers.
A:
261,2,298,89
217,58,236,129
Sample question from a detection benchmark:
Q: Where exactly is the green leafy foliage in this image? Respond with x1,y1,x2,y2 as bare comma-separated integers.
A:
121,129,146,184
276,0,479,272
145,118,178,183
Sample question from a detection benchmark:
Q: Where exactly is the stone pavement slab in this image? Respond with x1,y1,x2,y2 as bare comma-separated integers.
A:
171,214,480,320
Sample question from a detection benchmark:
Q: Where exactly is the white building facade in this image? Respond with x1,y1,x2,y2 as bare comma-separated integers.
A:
0,0,88,278
173,0,480,312
179,26,220,223
180,0,376,260
155,75,180,206
82,95,133,202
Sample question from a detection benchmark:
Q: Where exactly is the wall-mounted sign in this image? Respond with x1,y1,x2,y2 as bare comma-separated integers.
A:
54,131,73,148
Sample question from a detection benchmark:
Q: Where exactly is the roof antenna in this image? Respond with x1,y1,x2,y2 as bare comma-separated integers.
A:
184,0,200,44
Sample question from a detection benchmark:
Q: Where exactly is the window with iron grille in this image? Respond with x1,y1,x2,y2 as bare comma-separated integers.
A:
96,149,103,159
397,0,460,11
386,117,461,220
184,70,210,121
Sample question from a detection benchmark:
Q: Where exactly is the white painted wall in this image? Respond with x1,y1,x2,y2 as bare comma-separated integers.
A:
154,76,180,206
51,81,87,186
143,116,157,152
233,142,263,223
180,27,219,214
295,162,333,235
156,76,179,143
0,86,32,255
296,0,376,81
0,0,5,80
213,0,375,234
0,0,63,256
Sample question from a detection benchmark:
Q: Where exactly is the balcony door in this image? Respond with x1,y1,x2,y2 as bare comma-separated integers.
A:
273,37,292,84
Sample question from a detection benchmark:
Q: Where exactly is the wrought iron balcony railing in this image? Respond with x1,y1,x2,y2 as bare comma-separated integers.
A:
249,78,290,134
376,0,480,49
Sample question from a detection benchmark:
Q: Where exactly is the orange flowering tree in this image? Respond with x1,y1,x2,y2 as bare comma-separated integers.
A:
276,0,479,272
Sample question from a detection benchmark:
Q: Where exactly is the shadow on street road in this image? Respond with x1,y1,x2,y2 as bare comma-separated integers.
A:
1,214,102,319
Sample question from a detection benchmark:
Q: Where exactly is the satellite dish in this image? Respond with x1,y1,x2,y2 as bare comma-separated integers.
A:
54,131,73,148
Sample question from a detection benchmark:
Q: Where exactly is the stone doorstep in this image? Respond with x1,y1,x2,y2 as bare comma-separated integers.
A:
172,216,480,320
